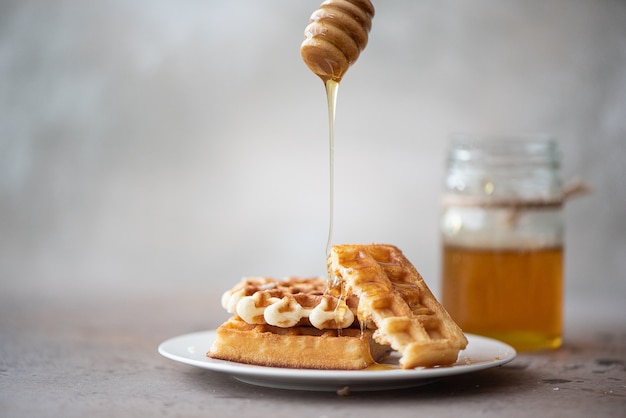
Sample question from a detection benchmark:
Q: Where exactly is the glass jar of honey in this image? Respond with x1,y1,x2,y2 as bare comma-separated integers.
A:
440,134,564,351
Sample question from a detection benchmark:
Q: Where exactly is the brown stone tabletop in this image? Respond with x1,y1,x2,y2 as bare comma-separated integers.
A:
1,285,624,418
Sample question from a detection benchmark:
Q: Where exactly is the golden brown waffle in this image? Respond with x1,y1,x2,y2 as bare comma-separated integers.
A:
207,316,391,370
328,244,468,368
301,0,375,82
221,277,359,329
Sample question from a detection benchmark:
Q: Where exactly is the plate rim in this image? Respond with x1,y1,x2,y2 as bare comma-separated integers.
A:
158,329,517,385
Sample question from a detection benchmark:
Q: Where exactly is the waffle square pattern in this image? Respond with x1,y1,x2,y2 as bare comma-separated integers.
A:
328,244,468,369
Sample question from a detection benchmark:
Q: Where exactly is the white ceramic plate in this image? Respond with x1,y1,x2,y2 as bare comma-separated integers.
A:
158,330,516,392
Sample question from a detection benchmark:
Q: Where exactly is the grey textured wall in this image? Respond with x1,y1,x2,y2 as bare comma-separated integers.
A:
1,0,624,300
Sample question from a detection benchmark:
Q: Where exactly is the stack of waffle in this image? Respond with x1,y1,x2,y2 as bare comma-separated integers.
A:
207,244,468,370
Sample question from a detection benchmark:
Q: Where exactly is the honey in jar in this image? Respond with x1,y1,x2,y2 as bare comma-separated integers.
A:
440,134,564,351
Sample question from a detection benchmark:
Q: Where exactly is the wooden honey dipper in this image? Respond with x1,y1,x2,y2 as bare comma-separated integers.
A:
301,0,375,83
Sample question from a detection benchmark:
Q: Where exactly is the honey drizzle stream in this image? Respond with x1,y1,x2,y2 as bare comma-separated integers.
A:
325,80,339,259
324,80,346,335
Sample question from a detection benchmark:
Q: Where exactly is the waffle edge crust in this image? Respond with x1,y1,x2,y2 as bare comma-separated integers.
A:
208,317,391,370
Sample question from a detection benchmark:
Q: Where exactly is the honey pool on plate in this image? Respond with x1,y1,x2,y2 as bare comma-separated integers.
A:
442,244,563,351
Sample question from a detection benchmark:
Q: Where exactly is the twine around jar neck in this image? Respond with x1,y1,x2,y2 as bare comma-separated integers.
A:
442,179,592,226
441,179,592,209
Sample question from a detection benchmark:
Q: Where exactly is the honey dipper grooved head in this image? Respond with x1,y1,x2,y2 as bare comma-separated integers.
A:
301,0,375,83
